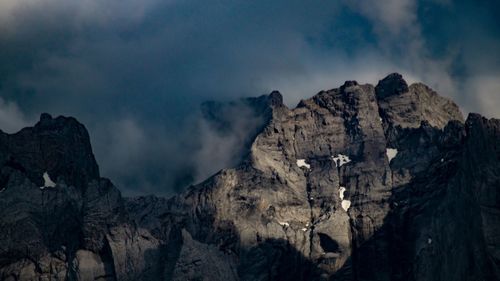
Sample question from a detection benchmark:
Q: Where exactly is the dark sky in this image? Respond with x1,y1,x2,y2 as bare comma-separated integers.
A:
0,0,499,196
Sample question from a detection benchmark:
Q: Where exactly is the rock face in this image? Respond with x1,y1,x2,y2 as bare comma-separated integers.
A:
0,115,160,281
0,113,99,191
0,73,499,281
376,74,464,130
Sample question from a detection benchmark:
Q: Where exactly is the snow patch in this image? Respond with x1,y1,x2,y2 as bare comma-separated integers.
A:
440,158,444,162
427,238,432,244
379,117,383,122
386,148,398,162
279,222,290,227
40,172,56,189
301,228,307,232
0,187,5,193
339,186,346,200
341,200,351,211
332,154,351,167
340,186,350,211
296,159,310,169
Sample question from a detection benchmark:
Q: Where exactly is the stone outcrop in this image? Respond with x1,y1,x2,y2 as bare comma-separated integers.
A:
376,73,464,130
0,115,160,281
0,73,498,281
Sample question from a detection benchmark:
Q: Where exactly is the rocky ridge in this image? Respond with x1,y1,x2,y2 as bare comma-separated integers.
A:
0,73,499,281
0,115,161,280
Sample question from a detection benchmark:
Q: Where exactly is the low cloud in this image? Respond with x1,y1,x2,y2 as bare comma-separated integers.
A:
344,0,417,36
0,97,31,134
0,0,498,195
91,117,195,196
463,75,500,119
90,100,267,196
194,98,268,182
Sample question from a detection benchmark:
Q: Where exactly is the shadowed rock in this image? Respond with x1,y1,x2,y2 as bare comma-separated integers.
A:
0,74,498,281
375,73,409,98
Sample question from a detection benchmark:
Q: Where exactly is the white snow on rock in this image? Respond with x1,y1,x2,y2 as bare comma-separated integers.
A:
332,154,351,167
279,222,290,227
341,200,351,211
301,228,307,232
40,172,56,189
296,159,311,169
386,148,398,162
339,186,346,200
340,186,350,211
427,238,432,244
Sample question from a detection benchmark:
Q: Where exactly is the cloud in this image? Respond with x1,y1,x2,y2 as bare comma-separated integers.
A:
91,117,196,196
194,98,269,182
0,0,498,195
463,74,500,119
344,0,417,36
90,101,267,196
0,0,159,28
0,97,31,134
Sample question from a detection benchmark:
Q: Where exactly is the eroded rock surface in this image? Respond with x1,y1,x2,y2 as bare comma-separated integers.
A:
0,115,160,281
0,73,498,281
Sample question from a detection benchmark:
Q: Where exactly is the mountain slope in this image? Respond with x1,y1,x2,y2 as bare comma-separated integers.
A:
1,73,498,281
0,114,160,281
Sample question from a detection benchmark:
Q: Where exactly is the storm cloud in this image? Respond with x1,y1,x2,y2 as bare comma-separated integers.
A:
0,0,498,195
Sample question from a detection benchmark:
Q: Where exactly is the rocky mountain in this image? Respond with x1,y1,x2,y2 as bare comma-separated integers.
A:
0,73,499,281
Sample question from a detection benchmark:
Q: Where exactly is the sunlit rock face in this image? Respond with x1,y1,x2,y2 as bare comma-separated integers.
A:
1,74,499,281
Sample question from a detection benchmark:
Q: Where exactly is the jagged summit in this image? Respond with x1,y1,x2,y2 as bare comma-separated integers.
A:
40,112,53,122
268,90,284,107
37,112,80,128
0,74,498,281
340,80,359,90
375,74,464,129
0,113,99,190
375,72,409,98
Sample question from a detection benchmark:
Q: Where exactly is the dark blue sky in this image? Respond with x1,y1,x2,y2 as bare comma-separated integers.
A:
0,0,499,195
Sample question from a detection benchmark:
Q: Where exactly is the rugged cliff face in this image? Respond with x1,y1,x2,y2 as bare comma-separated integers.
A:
0,115,161,281
0,73,498,281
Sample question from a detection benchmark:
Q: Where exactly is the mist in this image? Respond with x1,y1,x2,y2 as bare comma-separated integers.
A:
0,0,498,195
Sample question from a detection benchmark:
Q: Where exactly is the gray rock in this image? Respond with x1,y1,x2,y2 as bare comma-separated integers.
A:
169,229,238,281
0,113,100,191
0,73,498,281
0,115,160,281
376,73,464,130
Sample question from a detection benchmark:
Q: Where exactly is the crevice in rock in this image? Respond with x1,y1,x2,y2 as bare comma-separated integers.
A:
100,237,118,281
66,247,79,280
317,233,340,253
304,169,315,259
162,227,183,280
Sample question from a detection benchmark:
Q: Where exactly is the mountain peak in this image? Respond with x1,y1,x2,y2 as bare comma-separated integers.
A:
0,74,498,281
375,72,409,98
40,112,53,122
1,114,100,190
268,90,283,107
375,73,463,129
